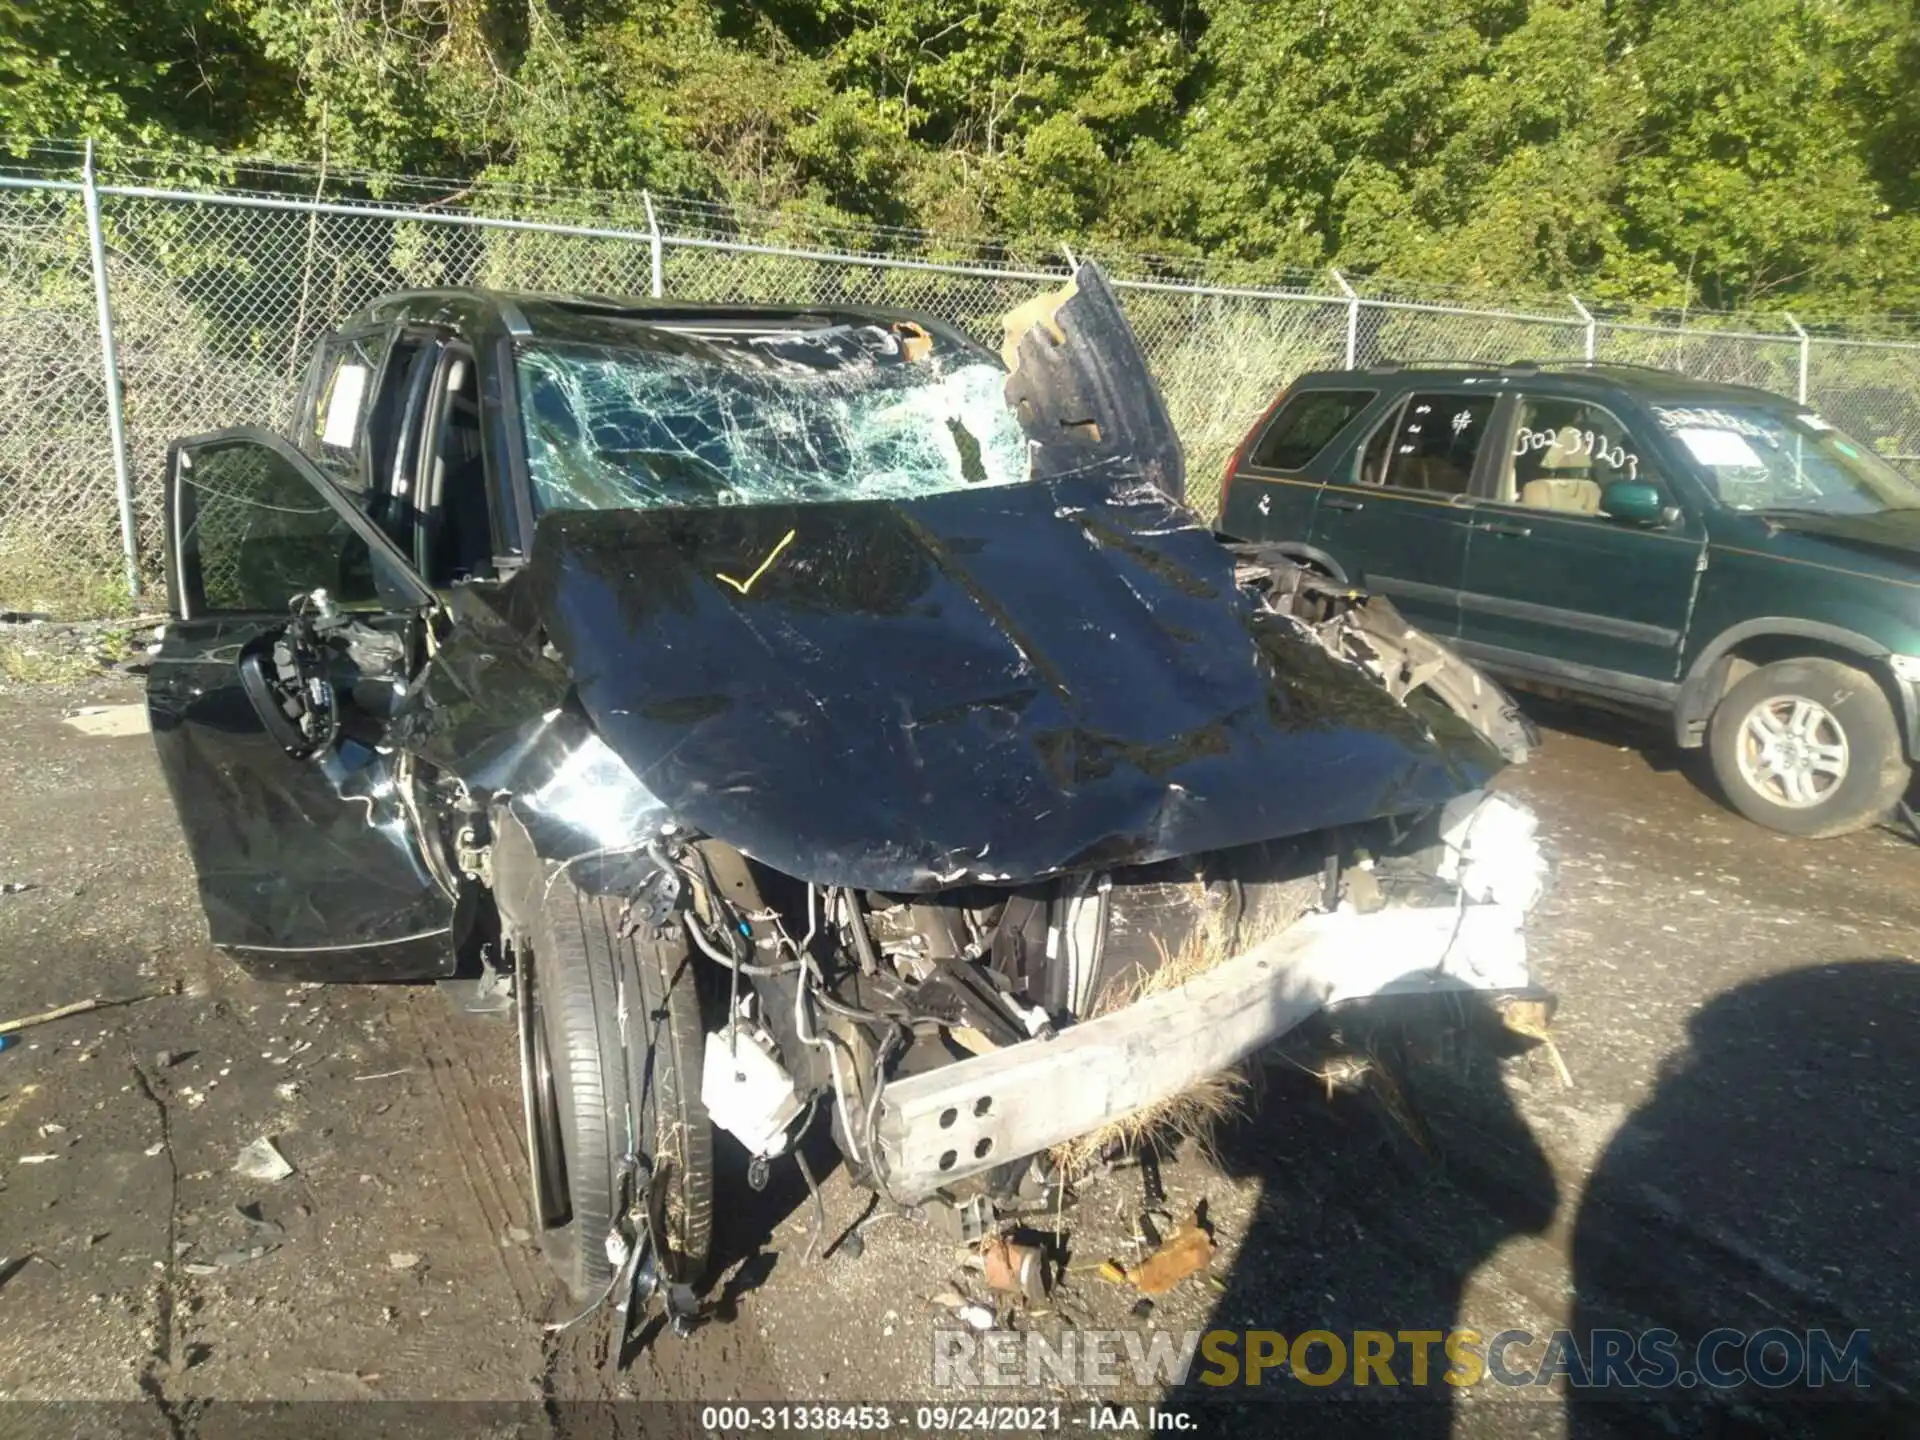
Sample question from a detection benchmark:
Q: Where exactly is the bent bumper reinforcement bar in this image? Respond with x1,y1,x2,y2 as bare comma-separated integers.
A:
874,901,1532,1201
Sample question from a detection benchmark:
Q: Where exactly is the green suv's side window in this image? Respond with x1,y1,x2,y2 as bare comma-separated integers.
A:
1357,393,1496,495
1502,397,1653,516
1249,389,1375,470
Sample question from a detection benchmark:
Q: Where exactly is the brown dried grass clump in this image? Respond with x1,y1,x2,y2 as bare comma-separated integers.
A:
1050,900,1254,1180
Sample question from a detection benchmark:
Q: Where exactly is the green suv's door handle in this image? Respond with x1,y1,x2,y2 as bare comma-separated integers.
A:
1323,495,1366,512
1475,520,1533,537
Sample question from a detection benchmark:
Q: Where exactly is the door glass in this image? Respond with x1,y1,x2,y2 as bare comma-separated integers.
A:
176,442,408,614
1505,397,1652,515
1373,394,1495,496
1249,390,1375,470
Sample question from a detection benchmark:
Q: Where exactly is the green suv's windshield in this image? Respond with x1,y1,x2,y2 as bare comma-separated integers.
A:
516,329,1030,514
1649,402,1920,516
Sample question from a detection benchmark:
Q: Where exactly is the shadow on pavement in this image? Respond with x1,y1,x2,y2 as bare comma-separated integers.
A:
1570,958,1920,1438
1166,997,1559,1434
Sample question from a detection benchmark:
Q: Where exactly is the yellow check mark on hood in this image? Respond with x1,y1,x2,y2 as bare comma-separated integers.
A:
716,528,797,595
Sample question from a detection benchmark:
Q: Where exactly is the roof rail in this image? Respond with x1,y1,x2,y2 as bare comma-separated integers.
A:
1359,359,1508,374
1521,358,1687,376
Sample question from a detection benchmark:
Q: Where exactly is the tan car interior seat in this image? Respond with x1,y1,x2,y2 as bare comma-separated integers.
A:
1518,425,1604,515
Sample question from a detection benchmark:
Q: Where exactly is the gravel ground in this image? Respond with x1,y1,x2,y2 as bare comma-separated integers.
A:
0,675,1915,1438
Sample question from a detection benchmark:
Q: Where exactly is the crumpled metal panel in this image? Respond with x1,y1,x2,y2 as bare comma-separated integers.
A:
1002,266,1186,505
518,465,1501,892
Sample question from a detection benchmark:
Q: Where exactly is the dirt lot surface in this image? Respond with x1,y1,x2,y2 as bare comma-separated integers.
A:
1,673,1916,1437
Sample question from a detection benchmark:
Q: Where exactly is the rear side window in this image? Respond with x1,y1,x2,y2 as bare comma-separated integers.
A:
300,331,386,491
1360,393,1496,496
1248,389,1375,470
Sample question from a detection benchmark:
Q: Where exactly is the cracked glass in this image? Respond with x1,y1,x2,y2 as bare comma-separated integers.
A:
516,326,1032,515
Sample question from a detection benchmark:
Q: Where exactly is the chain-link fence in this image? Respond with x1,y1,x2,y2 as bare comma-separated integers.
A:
3,157,1918,613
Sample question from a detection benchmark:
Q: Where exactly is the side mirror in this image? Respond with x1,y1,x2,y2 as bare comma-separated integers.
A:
237,614,340,760
1601,482,1673,526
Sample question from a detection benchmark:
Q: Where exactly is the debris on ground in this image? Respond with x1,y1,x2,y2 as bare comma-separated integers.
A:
18,1153,60,1164
388,1252,421,1270
0,987,173,1036
234,1137,295,1182
184,1242,278,1275
954,1303,995,1331
980,1234,1049,1302
1117,1207,1215,1295
1,881,34,897
1502,996,1575,1087
234,1203,286,1241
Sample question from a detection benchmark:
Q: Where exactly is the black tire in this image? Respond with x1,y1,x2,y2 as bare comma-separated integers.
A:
528,876,713,1300
1708,657,1909,839
627,913,714,1281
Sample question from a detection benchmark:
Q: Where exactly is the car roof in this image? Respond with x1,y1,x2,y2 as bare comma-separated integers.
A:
1295,360,1801,409
348,287,989,356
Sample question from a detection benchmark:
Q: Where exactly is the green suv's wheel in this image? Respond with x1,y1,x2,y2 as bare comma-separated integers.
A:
524,873,713,1300
1708,657,1909,838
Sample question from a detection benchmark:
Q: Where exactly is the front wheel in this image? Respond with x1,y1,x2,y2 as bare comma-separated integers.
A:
522,874,713,1300
1707,657,1910,838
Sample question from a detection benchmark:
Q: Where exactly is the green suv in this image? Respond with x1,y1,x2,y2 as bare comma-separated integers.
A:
1217,361,1920,838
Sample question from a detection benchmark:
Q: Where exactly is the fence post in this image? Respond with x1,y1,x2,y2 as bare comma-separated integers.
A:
1785,312,1810,404
642,191,664,299
81,141,141,601
1569,294,1596,362
1330,268,1359,369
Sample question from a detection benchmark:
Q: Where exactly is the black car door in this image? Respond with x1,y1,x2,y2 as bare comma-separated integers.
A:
147,426,459,980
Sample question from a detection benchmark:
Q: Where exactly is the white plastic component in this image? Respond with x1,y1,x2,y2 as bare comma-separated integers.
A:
1438,790,1548,914
701,1022,805,1158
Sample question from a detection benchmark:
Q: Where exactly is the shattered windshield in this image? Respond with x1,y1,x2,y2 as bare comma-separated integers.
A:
516,326,1032,514
1650,403,1920,516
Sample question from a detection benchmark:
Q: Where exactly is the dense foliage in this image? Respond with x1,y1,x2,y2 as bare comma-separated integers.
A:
4,0,1917,312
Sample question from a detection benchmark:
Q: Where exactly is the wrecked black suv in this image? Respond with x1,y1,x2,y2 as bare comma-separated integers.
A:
147,268,1549,1323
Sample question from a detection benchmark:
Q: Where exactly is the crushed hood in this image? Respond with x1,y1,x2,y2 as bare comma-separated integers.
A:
521,468,1501,891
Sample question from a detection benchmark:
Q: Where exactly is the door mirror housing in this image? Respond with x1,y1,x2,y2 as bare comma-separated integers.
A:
1602,481,1673,526
237,614,340,761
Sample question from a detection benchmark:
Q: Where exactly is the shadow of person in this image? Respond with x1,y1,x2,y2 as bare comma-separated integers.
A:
1167,994,1558,1436
1569,959,1920,1438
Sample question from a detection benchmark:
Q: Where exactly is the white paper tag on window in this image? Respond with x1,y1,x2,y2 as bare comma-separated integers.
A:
1797,413,1835,432
319,364,369,449
1677,427,1762,469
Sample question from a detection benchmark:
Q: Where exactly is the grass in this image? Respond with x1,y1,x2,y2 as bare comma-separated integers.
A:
0,541,144,621
0,641,98,685
1050,899,1255,1180
1150,305,1342,524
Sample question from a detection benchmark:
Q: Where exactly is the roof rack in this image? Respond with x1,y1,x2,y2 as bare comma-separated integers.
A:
1521,359,1688,376
1359,359,1507,374
1360,357,1693,378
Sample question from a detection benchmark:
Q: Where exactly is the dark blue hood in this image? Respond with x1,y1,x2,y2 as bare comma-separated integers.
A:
524,469,1500,890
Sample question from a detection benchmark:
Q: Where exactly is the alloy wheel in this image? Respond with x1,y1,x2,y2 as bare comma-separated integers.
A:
1735,694,1850,810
